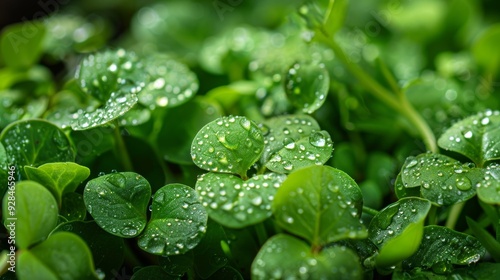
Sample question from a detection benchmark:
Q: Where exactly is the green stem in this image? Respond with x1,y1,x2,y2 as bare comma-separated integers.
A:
427,205,438,225
254,223,268,246
362,206,379,216
445,201,465,230
113,122,134,171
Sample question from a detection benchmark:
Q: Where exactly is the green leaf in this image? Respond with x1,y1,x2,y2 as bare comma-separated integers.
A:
60,193,87,221
137,184,208,256
402,225,485,271
131,266,177,280
284,61,329,114
273,165,367,246
192,219,229,278
24,162,90,206
191,116,264,177
368,197,431,268
251,234,363,280
400,153,481,206
476,164,500,205
394,172,421,199
0,119,75,169
207,266,243,280
138,54,198,108
261,115,333,174
196,172,285,228
323,0,348,36
437,110,500,167
0,21,46,69
158,251,193,278
466,217,500,262
83,172,151,237
17,232,98,280
472,24,500,74
2,181,58,249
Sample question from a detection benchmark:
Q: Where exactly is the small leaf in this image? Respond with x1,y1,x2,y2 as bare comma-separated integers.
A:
273,165,367,246
466,217,500,262
207,266,244,280
438,110,500,167
60,193,87,221
131,266,177,280
192,219,229,278
137,184,207,256
394,172,421,199
138,54,198,108
191,116,264,176
2,181,58,249
0,119,75,169
261,115,333,174
476,164,500,205
84,172,151,238
368,197,431,268
17,232,98,280
158,251,193,278
0,21,46,69
251,234,363,280
196,172,285,228
284,61,329,114
24,162,90,206
402,225,485,271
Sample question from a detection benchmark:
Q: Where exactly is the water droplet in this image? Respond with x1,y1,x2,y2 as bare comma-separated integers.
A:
481,117,490,125
251,196,263,206
463,131,473,139
309,132,326,147
456,177,472,191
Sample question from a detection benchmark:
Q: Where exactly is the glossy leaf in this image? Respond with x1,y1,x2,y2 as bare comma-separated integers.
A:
466,217,500,262
131,266,177,280
60,193,87,222
84,172,151,238
191,116,264,176
138,54,198,108
0,21,46,69
192,219,229,278
207,266,243,280
0,143,7,196
261,115,333,174
158,251,193,278
137,184,207,256
368,197,431,268
251,234,363,280
402,226,485,271
2,181,58,249
476,164,500,205
17,232,98,280
273,166,367,246
196,172,285,228
24,162,90,206
438,110,500,167
0,119,75,169
285,61,329,114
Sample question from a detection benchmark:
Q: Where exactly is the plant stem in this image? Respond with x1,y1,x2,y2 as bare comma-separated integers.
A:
254,223,268,246
113,122,134,171
445,201,465,230
362,206,379,216
427,205,438,225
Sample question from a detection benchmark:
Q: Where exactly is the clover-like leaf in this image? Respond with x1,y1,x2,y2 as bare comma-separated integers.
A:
368,197,431,268
138,184,207,256
476,164,500,205
24,162,90,206
400,153,482,206
138,54,198,108
261,115,333,174
2,181,58,249
273,166,367,246
17,232,98,280
191,116,264,177
83,172,151,238
438,110,500,167
402,226,485,271
0,119,75,169
284,61,329,114
196,172,286,228
251,234,363,280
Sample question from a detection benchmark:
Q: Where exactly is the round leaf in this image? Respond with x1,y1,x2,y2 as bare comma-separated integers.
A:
137,184,208,256
83,172,151,238
196,172,286,228
191,116,264,176
0,119,75,169
273,165,367,246
2,181,58,249
284,61,329,114
368,197,431,268
251,234,363,280
17,232,98,280
438,110,500,167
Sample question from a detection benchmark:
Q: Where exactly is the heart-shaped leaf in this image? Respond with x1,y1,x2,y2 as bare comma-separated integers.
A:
284,61,329,114
137,184,207,256
273,165,367,246
261,115,333,174
251,234,363,280
196,172,286,228
191,116,264,177
24,162,90,206
2,181,58,249
438,110,500,167
17,232,98,279
0,119,75,169
402,226,485,271
368,197,431,268
138,54,198,108
84,172,151,238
